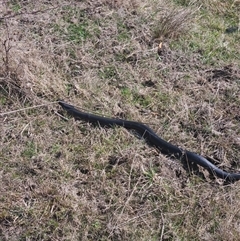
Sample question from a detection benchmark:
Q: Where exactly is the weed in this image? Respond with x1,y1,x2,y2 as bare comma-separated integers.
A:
10,2,21,12
120,86,152,107
121,86,132,98
21,142,37,159
99,66,118,79
117,21,131,41
144,168,156,183
67,23,90,42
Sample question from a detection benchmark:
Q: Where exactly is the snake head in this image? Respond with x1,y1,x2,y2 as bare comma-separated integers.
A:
58,100,76,111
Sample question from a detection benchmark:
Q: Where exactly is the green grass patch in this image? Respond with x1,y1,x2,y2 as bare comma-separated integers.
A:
67,23,90,42
117,21,131,41
21,142,37,159
51,6,92,43
170,2,240,65
120,86,152,107
10,2,21,12
99,65,118,79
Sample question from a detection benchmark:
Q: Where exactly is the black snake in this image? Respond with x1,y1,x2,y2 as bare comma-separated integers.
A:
59,100,240,182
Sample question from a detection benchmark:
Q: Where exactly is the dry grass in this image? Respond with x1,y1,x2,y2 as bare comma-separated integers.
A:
0,0,240,240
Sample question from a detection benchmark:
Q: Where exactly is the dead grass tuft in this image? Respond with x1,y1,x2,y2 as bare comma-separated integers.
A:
152,5,195,40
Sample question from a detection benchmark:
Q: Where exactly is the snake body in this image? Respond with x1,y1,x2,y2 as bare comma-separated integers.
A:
59,101,240,182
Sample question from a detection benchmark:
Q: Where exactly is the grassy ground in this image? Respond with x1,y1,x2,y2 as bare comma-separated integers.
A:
0,0,240,240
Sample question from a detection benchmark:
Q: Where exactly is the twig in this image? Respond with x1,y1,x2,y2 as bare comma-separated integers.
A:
117,208,159,227
0,102,58,116
54,111,69,121
2,23,12,74
0,5,68,20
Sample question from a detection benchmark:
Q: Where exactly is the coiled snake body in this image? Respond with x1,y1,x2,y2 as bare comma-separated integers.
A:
59,101,240,182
